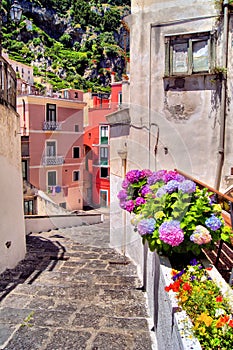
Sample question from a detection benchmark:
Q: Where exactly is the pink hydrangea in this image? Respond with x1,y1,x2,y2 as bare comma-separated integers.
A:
159,220,184,247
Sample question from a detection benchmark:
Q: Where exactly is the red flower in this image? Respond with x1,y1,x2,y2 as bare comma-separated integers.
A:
228,320,233,327
165,280,181,293
216,295,223,302
206,267,213,271
183,283,192,291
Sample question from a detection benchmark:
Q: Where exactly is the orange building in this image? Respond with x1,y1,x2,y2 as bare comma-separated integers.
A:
18,92,86,212
83,82,122,208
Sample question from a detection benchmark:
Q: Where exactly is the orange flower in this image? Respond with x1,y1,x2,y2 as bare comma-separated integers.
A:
216,315,230,328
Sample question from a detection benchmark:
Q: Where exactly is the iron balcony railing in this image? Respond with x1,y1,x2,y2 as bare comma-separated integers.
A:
42,156,64,166
0,56,17,110
42,121,62,131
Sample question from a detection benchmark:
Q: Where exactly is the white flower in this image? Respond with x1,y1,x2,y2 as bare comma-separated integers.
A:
215,308,226,317
200,275,207,282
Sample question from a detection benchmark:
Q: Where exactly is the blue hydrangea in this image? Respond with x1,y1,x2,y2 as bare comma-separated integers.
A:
165,180,179,194
178,180,196,194
205,215,222,231
156,186,167,198
137,218,156,236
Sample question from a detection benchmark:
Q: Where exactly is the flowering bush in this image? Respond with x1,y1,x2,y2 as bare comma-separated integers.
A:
165,260,233,349
118,169,233,256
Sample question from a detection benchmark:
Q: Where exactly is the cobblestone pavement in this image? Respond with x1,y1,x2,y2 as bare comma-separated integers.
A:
0,211,157,349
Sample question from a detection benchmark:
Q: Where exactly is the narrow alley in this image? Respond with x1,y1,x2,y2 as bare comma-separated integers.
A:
0,211,156,350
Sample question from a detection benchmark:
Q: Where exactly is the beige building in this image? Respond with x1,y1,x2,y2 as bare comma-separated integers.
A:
0,57,26,273
107,1,233,346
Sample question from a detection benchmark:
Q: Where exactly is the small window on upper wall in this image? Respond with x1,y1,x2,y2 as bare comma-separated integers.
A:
73,147,80,158
164,32,216,77
75,124,79,132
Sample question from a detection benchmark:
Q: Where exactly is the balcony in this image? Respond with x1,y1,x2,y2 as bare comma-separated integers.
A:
42,156,64,166
0,56,17,110
42,121,62,131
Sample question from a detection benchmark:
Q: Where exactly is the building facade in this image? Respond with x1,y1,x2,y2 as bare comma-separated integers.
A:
83,83,122,208
0,56,26,273
17,92,86,212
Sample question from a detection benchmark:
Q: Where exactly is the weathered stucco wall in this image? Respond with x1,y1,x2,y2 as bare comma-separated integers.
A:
0,105,26,273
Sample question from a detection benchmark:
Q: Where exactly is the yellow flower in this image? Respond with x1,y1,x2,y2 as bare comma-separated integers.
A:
213,204,222,214
155,211,165,219
196,313,213,327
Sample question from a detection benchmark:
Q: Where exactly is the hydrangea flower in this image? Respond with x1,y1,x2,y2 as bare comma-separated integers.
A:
147,170,167,185
137,218,156,236
165,180,179,193
163,171,185,183
156,186,167,198
205,215,222,231
139,169,153,179
117,189,128,201
122,179,129,189
159,220,184,247
140,185,151,197
135,197,146,206
190,225,212,245
178,180,196,194
125,200,135,212
125,170,141,184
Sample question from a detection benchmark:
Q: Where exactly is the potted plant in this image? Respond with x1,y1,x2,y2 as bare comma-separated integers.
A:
117,169,233,257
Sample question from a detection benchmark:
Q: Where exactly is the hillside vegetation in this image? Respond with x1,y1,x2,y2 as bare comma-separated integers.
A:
2,0,130,93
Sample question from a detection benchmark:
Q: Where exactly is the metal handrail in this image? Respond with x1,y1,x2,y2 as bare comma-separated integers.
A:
0,56,17,110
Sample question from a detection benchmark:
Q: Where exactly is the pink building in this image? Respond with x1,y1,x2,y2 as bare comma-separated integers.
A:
18,92,86,212
83,82,122,208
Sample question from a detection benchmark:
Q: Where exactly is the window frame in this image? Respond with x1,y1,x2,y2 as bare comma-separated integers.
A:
164,32,216,77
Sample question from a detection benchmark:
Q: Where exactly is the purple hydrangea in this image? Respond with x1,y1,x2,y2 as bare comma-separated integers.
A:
140,185,151,197
135,197,146,206
120,201,126,209
205,215,222,231
163,171,185,183
125,200,135,212
125,170,141,184
117,189,128,201
178,180,196,194
159,220,184,247
139,169,153,179
147,170,167,185
137,218,156,236
165,180,179,194
156,186,167,198
122,179,129,189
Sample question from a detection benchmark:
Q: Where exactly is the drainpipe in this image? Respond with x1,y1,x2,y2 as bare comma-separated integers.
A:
214,0,229,190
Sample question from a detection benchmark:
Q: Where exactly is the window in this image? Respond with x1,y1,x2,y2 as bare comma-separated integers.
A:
100,190,108,207
100,125,109,144
165,32,215,76
47,171,56,186
73,171,79,181
100,147,108,165
64,90,69,99
24,200,33,215
118,92,122,106
46,141,56,156
75,124,79,132
74,92,78,98
46,104,56,122
100,167,108,178
73,147,80,158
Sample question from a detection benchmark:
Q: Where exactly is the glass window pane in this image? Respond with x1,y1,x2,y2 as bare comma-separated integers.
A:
193,40,209,72
172,43,188,73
